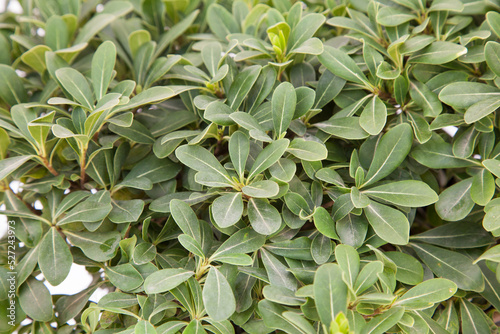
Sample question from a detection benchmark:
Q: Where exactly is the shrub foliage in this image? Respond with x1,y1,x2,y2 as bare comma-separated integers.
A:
1,0,500,333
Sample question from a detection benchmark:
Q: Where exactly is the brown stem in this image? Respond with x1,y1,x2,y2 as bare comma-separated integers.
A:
12,191,39,215
80,148,87,189
214,138,224,156
123,224,132,239
40,156,59,176
321,200,334,209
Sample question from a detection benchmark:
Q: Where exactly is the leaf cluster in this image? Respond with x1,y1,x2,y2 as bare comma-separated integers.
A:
1,0,500,333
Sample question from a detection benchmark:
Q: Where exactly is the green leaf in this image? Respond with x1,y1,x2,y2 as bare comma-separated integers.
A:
207,4,240,40
169,199,201,242
123,155,180,184
227,65,261,110
435,178,474,221
459,299,491,334
483,159,500,178
285,192,312,216
411,135,478,168
0,155,34,182
204,101,235,126
354,261,384,295
270,158,296,182
411,221,493,249
429,0,464,11
313,263,347,326
156,321,187,334
360,96,387,135
314,117,370,140
74,1,133,45
318,46,371,88
133,242,157,265
364,202,409,245
336,214,368,248
229,131,249,179
363,180,438,207
290,37,324,55
272,82,296,137
385,252,424,285
211,228,265,260
288,13,325,52
105,264,144,292
361,307,404,334
439,82,500,110
376,61,399,80
21,45,51,73
395,279,457,310
314,70,346,109
201,42,222,77
178,234,205,258
176,145,233,185
135,320,157,334
464,97,500,124
15,246,40,289
248,139,289,179
56,68,94,110
28,110,56,148
0,64,28,105
485,41,500,78
410,81,442,117
129,29,151,58
38,227,72,286
91,41,116,101
242,180,280,198
45,15,68,50
154,10,198,59
262,285,305,306
311,234,332,265
57,197,112,225
412,243,484,291
203,267,236,321
109,199,145,224
109,119,155,144
483,203,500,233
261,248,297,290
265,237,312,261
471,169,495,206
98,292,138,308
144,269,194,294
65,230,120,262
258,300,303,334
287,138,328,161
362,123,413,187
248,198,282,235
294,86,316,118
212,192,244,228
377,7,417,26
19,278,53,322
475,244,500,263
335,244,360,288
409,42,467,64
314,206,340,240
230,112,272,142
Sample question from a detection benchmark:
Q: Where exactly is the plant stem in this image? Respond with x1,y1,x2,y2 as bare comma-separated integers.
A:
12,190,39,215
80,148,87,189
41,155,59,176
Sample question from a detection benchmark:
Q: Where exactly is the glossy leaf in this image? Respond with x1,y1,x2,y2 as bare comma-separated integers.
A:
203,267,236,321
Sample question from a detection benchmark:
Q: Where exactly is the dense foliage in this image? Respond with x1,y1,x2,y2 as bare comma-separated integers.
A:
2,0,500,333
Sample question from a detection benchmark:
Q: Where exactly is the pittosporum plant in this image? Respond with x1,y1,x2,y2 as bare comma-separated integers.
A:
1,0,500,333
